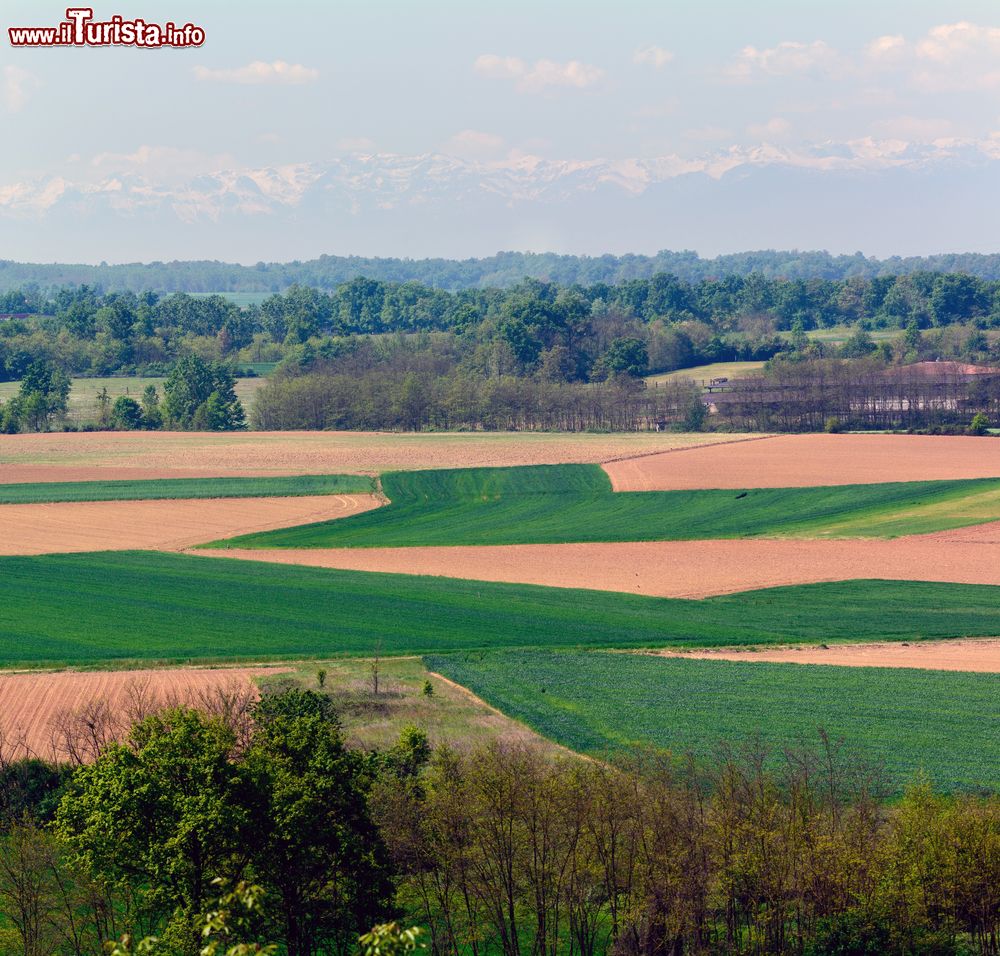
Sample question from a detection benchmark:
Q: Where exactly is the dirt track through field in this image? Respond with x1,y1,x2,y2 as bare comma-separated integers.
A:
650,639,1000,672
604,434,1000,490
0,431,756,483
0,666,287,761
196,522,1000,598
0,494,380,555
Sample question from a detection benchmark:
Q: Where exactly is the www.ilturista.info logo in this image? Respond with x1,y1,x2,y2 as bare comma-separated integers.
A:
8,7,205,48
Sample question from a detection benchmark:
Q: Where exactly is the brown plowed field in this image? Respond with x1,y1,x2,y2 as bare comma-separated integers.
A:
604,434,1000,490
0,494,380,555
0,431,758,483
195,526,1000,598
0,666,286,760
652,639,1000,672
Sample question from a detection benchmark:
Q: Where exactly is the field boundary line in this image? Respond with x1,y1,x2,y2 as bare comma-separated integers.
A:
600,433,778,465
426,669,593,761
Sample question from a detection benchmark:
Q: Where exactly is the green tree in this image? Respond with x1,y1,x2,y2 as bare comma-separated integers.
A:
602,338,649,378
164,357,245,431
246,692,395,956
96,387,112,428
969,412,990,436
17,360,70,431
141,385,163,430
0,399,21,434
56,709,251,956
110,396,144,431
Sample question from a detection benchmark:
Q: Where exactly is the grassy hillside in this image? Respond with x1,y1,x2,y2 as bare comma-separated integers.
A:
1,552,999,665
427,650,1000,792
205,464,1000,548
645,360,765,385
0,473,373,505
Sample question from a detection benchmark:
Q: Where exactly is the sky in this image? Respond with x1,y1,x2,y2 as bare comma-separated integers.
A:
3,0,1000,263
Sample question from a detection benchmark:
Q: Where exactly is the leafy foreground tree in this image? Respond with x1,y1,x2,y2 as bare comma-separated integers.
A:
245,690,396,956
108,884,425,956
55,692,395,956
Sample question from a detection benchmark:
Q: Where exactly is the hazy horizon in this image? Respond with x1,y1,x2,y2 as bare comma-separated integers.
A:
4,0,1000,263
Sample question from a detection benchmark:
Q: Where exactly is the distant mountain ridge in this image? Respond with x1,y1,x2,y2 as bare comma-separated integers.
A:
5,248,1000,295
3,138,1000,273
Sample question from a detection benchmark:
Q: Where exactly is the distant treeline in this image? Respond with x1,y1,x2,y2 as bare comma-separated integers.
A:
4,270,1000,432
9,248,1000,293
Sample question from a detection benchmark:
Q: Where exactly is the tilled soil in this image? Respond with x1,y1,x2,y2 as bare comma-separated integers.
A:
0,494,380,554
195,525,1000,598
649,639,1000,673
604,434,1000,490
0,666,288,760
0,431,756,483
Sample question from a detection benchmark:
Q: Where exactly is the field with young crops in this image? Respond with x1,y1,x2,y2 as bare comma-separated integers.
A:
207,464,1000,549
0,473,372,504
426,650,1000,792
1,552,999,665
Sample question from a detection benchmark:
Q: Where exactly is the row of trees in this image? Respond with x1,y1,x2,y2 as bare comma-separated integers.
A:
378,742,1000,956
4,271,1000,384
9,249,1000,294
0,357,244,433
1,686,997,956
714,357,1000,432
252,371,704,433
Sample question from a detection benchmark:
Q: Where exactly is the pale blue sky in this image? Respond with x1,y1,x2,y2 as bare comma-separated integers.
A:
3,1,1000,261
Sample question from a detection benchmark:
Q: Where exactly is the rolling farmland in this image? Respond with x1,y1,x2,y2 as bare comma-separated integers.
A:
206,464,1000,549
1,552,1000,665
0,473,372,504
427,650,1000,791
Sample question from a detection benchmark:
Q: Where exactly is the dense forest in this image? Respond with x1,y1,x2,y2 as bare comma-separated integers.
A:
0,685,997,956
3,270,1000,433
9,249,1000,294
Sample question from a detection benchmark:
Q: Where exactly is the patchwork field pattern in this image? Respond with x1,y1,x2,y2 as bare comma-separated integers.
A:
0,430,751,483
205,465,1000,549
427,650,1000,792
4,431,1000,791
2,552,1000,665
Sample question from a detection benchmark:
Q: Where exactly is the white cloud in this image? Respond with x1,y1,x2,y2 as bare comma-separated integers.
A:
3,66,37,112
729,40,843,80
443,129,505,158
633,46,674,69
474,54,604,92
747,117,792,139
474,55,525,80
193,60,319,85
857,23,1000,92
867,35,906,63
916,21,1000,63
911,22,1000,91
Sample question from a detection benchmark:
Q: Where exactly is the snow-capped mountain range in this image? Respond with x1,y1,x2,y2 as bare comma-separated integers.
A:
3,138,1000,262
